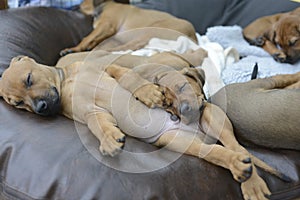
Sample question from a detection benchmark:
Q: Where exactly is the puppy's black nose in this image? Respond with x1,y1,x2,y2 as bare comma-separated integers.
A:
36,99,48,113
285,56,297,64
170,114,179,121
180,102,191,114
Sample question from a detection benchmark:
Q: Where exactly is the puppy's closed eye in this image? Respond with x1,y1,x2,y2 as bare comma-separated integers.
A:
174,82,188,93
25,73,33,88
15,100,24,107
289,38,298,47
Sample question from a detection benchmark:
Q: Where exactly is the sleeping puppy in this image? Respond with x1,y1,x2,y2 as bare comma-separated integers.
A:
243,7,300,64
211,71,300,150
0,50,285,200
60,0,197,55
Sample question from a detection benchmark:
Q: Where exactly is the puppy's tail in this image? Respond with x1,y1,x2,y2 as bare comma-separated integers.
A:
251,154,293,182
251,62,258,80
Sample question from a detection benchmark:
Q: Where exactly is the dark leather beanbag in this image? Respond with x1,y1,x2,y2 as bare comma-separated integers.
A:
0,3,299,200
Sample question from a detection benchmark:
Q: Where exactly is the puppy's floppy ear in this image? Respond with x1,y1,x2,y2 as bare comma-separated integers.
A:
265,24,277,43
79,0,94,15
153,72,168,84
195,68,206,86
181,67,205,87
264,30,272,41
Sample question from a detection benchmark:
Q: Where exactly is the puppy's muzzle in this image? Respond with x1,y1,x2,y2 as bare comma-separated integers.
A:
180,101,192,116
179,100,203,124
33,87,61,116
285,55,299,64
35,99,48,113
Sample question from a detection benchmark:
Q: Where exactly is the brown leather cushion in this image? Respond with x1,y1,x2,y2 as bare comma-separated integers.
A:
1,94,299,200
0,5,299,200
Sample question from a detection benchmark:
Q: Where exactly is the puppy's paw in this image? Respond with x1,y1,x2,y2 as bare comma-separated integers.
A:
253,36,265,46
60,48,75,57
272,52,287,63
229,153,253,183
134,84,170,108
99,131,126,157
59,46,84,57
241,173,271,200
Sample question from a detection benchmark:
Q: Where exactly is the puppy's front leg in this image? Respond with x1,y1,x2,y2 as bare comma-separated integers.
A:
267,71,300,89
263,40,287,63
86,111,126,157
106,64,171,108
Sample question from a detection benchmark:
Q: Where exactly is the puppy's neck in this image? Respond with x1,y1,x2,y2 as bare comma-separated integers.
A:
58,62,81,80
55,63,81,119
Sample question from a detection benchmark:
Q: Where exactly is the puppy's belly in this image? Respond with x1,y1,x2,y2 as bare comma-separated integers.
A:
111,84,192,143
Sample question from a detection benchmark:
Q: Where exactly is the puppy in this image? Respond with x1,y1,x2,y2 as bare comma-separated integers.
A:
60,0,197,56
0,51,287,200
243,7,300,64
211,71,300,150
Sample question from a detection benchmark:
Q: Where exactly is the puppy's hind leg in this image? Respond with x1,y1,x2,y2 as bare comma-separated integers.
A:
200,103,252,156
200,103,289,181
250,71,300,90
154,129,271,200
154,129,253,183
60,21,117,56
200,103,273,199
267,72,300,89
285,81,300,89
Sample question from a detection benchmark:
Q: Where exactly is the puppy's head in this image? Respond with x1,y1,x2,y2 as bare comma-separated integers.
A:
80,0,109,16
155,67,206,124
80,0,111,28
0,56,61,116
271,16,300,63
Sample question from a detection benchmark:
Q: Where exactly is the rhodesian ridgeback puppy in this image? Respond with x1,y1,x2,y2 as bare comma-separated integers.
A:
57,48,208,124
211,71,300,151
243,7,300,64
0,50,287,200
60,0,197,56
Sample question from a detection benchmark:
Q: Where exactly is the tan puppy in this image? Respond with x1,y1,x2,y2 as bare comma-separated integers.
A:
243,7,300,64
0,51,287,200
56,48,208,124
60,0,197,56
211,71,300,150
